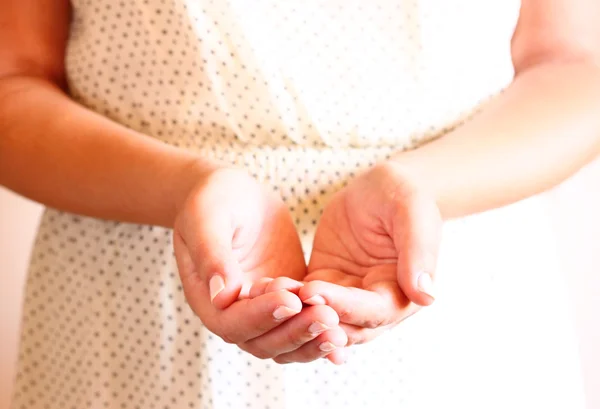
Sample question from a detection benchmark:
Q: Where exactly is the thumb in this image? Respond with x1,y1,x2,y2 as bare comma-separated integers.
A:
174,206,244,310
391,189,442,307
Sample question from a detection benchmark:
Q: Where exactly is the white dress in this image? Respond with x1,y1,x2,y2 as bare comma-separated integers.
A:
11,1,586,408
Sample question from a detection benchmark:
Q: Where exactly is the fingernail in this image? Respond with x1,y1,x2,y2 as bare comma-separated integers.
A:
308,322,329,335
304,295,326,305
273,306,300,321
319,342,336,352
417,272,435,299
238,281,252,300
209,275,225,303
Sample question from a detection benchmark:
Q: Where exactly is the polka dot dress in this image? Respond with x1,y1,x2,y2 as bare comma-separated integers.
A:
11,1,586,408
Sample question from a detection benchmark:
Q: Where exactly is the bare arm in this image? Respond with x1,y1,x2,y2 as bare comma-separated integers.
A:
0,0,218,227
392,0,600,219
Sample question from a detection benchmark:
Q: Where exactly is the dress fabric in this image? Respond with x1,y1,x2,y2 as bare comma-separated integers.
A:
11,1,586,408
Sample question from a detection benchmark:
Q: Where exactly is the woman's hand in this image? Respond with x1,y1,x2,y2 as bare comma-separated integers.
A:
174,167,307,307
300,162,443,345
173,167,346,363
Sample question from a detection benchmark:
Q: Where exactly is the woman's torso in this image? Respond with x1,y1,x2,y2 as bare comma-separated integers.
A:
66,0,520,151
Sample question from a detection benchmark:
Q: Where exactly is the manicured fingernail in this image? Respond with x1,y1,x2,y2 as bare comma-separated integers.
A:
319,342,336,352
308,322,329,335
273,306,300,321
238,281,253,300
209,275,225,303
304,295,326,305
417,272,435,299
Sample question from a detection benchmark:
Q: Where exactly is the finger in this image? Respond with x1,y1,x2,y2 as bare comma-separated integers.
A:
272,327,348,364
175,196,244,310
247,277,304,300
265,277,304,294
215,290,303,344
305,268,362,288
339,322,401,346
340,323,379,346
184,279,303,344
301,270,356,307
239,305,339,359
247,278,274,299
173,229,198,294
324,348,347,365
174,228,233,310
299,279,409,328
391,186,442,307
248,277,305,299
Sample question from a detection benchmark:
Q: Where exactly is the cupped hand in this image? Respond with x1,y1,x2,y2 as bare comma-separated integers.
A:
172,167,345,363
174,167,306,307
300,161,443,345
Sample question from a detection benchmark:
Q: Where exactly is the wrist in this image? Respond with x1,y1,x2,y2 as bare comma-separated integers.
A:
376,158,444,218
168,156,226,228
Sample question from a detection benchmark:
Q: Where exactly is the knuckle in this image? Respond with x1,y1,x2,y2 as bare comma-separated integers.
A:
272,356,290,365
213,324,242,344
310,349,328,362
237,342,268,360
360,316,386,330
287,331,310,349
345,336,358,347
346,331,367,346
254,320,276,336
246,345,274,360
236,343,251,356
254,351,273,360
267,277,286,291
337,303,354,322
220,333,237,344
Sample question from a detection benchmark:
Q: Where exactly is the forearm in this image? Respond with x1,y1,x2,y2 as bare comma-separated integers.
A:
0,76,219,227
392,62,600,219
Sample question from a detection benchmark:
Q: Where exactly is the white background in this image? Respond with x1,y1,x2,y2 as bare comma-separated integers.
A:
1,161,599,409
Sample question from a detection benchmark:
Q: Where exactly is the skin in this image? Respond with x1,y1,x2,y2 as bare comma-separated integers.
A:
1,0,600,364
172,168,348,362
295,0,600,346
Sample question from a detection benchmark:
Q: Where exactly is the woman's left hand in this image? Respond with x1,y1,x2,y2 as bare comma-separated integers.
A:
299,161,443,346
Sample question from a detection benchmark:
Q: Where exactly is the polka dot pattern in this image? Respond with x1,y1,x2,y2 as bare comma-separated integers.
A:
12,209,419,409
64,0,520,151
10,1,586,409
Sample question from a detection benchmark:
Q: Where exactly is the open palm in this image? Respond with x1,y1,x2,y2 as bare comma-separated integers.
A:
301,163,442,345
227,184,308,290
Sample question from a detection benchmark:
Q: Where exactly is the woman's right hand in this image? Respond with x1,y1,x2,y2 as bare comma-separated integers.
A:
173,167,347,363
